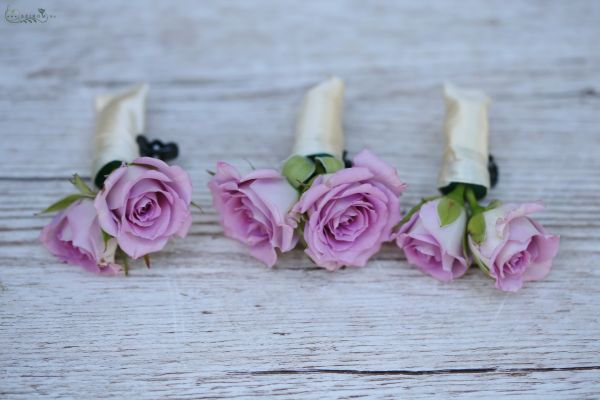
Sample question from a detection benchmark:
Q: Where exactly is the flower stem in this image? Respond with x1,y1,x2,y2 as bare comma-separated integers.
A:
422,195,441,203
465,185,484,214
447,183,466,204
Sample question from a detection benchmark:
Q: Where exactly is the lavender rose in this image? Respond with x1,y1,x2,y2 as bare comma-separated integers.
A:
94,157,193,259
396,199,469,282
469,202,559,292
292,149,406,270
40,199,120,275
208,162,299,267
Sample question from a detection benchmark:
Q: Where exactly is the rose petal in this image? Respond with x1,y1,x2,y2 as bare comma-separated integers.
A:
353,149,407,196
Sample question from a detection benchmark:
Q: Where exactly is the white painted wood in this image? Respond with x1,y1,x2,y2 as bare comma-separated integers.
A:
1,0,599,398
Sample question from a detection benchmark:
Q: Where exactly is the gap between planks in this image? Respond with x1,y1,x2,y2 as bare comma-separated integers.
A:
240,365,600,377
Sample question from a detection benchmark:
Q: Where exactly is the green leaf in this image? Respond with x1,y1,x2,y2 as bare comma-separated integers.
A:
437,197,463,227
69,174,95,196
102,230,112,245
190,201,203,211
485,199,502,211
115,247,130,276
206,169,216,176
39,194,85,214
296,216,307,248
143,254,151,269
462,227,469,262
314,156,344,174
123,256,129,276
472,251,490,274
282,155,316,189
467,212,486,244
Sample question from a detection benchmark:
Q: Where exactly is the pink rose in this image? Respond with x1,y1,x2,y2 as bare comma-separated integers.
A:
396,199,468,282
468,202,559,292
95,157,193,259
208,162,299,267
40,199,120,275
292,149,406,270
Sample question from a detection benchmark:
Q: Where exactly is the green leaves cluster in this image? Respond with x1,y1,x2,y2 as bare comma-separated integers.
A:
282,154,344,190
39,174,96,214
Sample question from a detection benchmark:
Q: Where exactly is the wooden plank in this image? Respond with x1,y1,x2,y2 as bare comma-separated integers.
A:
2,369,600,399
1,182,599,375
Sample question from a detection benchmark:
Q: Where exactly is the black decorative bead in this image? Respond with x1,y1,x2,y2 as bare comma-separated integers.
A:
137,135,179,162
488,154,499,188
342,150,353,168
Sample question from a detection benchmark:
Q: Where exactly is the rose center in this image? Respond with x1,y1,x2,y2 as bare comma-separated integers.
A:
132,195,161,224
506,251,531,275
328,203,372,242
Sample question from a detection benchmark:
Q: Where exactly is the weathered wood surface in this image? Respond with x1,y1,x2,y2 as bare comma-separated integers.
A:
1,0,599,398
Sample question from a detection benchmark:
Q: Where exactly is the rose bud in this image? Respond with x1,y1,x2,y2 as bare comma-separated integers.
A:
94,157,193,259
40,199,120,275
468,202,560,292
396,197,469,282
208,162,299,267
292,149,406,270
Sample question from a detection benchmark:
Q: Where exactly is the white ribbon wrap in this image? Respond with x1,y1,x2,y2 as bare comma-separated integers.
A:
91,84,149,182
437,83,491,194
292,77,345,160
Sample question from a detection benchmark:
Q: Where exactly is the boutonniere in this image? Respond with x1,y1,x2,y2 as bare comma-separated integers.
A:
39,84,194,275
395,83,559,291
209,77,406,270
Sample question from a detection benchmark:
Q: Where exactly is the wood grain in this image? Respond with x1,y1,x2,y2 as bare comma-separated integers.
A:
1,0,599,398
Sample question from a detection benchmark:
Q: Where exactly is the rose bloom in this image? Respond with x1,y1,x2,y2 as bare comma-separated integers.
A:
396,199,468,282
469,202,559,292
95,157,193,259
292,149,406,270
208,162,298,267
40,199,120,275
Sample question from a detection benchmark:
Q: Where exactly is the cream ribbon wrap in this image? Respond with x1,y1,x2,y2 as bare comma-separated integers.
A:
292,77,345,160
437,83,491,196
91,84,149,185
